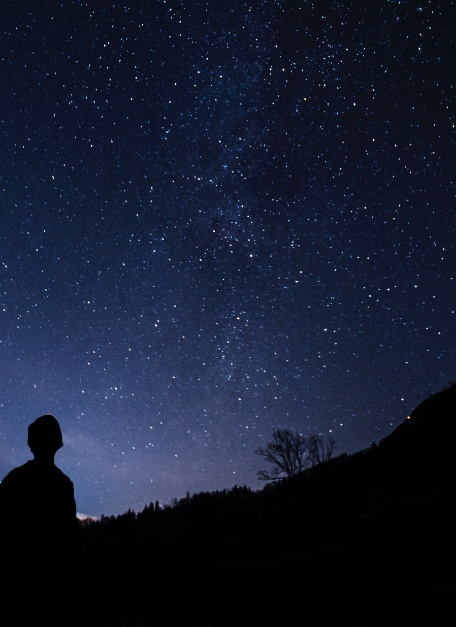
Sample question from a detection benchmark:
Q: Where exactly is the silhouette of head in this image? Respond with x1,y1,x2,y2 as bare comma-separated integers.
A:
27,414,63,455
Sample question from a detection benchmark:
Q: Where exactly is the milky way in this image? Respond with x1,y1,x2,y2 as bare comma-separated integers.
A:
0,1,454,518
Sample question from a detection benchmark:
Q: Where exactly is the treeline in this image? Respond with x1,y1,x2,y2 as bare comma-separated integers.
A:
78,483,259,553
77,384,456,623
78,443,422,556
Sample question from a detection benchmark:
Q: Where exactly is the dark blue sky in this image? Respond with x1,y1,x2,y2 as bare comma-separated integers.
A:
0,0,454,519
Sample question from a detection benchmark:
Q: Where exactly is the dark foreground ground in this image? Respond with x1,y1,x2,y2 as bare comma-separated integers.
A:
83,514,456,627
95,563,456,627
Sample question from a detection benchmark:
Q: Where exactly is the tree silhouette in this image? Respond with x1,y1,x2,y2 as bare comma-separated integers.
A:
307,433,336,465
255,428,336,481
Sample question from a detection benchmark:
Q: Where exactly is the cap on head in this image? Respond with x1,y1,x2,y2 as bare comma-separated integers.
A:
27,414,63,454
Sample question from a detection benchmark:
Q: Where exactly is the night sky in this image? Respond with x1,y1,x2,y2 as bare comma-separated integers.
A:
0,1,454,519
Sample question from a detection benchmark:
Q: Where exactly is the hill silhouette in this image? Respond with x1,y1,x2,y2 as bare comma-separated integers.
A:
80,383,456,625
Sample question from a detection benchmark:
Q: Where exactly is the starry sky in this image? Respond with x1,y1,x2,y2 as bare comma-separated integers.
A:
0,0,454,519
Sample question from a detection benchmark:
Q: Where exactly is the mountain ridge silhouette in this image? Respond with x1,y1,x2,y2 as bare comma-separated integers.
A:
81,383,456,625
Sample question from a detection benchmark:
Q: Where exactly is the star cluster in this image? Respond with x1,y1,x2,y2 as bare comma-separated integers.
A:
0,1,454,518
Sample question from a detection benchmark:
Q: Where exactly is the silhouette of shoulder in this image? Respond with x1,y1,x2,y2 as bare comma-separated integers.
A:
0,459,79,562
1,460,75,507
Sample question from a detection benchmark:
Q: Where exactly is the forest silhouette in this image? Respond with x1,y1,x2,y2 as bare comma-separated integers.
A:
75,383,456,624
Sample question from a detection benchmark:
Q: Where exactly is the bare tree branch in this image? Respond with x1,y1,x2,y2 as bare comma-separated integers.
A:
255,428,309,481
307,434,336,465
255,429,336,482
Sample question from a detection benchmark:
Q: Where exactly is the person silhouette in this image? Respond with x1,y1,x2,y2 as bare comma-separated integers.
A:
0,414,82,623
